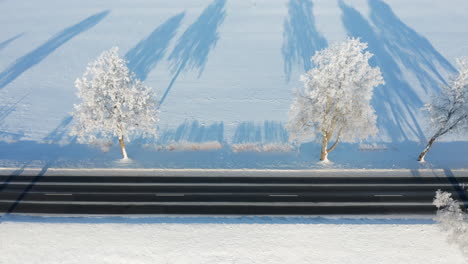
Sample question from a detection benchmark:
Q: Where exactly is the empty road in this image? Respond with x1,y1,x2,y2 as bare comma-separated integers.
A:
1,169,467,215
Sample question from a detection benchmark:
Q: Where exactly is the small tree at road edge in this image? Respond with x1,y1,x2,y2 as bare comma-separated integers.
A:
70,47,159,160
418,57,468,162
287,38,384,161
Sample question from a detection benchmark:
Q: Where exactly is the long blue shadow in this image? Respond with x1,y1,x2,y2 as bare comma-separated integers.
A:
1,116,80,216
0,93,28,122
126,13,185,81
0,162,30,192
263,121,289,144
157,120,224,144
443,168,468,210
0,140,100,162
0,93,28,142
5,162,51,214
42,115,75,144
0,10,110,89
282,0,327,81
232,122,263,144
0,33,24,52
369,0,455,93
339,1,425,142
232,121,288,144
0,140,466,169
0,130,23,142
160,0,226,106
0,215,435,225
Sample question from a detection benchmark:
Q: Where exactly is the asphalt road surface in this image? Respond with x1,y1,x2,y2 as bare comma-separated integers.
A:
1,172,467,215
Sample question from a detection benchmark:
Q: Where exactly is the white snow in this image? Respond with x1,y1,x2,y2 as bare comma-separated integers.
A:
0,0,467,142
0,215,465,264
1,167,467,177
0,0,467,167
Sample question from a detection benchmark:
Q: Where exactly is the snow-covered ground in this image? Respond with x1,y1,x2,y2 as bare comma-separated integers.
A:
1,167,467,177
0,140,466,169
0,0,467,168
0,215,465,264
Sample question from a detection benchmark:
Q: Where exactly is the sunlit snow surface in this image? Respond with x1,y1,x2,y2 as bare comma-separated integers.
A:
0,215,466,264
0,0,467,168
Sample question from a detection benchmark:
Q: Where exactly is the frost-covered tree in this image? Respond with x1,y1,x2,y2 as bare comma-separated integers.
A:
288,38,384,161
433,190,468,257
418,57,468,162
70,47,159,159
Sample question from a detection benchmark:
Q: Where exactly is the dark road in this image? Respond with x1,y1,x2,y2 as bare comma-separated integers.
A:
1,173,467,215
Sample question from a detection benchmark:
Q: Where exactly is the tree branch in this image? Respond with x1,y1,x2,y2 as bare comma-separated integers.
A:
327,128,342,153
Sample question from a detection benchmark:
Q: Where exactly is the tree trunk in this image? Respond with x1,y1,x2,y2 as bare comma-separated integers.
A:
327,136,340,154
418,136,436,162
119,137,128,160
320,133,328,161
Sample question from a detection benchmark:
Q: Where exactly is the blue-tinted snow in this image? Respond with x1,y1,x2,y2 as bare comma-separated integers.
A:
0,0,466,168
0,214,435,225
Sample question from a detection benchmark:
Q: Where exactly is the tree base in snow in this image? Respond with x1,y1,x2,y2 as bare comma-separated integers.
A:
116,158,133,164
318,158,333,165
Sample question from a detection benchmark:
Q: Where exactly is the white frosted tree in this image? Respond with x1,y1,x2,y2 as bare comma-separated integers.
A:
433,190,468,257
418,57,468,162
70,47,159,160
288,38,384,161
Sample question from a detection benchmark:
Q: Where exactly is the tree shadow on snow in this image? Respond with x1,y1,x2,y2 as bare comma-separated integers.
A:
443,168,468,210
0,123,66,215
282,0,327,81
126,12,185,81
2,161,51,215
0,93,28,123
232,121,289,145
0,10,110,89
0,140,466,169
0,93,28,142
160,0,227,105
0,33,24,52
339,1,426,142
299,140,468,169
368,0,456,93
42,115,75,144
157,120,224,144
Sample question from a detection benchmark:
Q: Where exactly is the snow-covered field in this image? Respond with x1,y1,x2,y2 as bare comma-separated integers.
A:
2,2,467,260
0,215,465,264
1,140,466,169
0,0,467,168
1,167,467,177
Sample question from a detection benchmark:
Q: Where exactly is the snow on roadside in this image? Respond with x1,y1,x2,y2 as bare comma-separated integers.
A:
1,167,467,177
433,190,468,257
0,216,465,264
